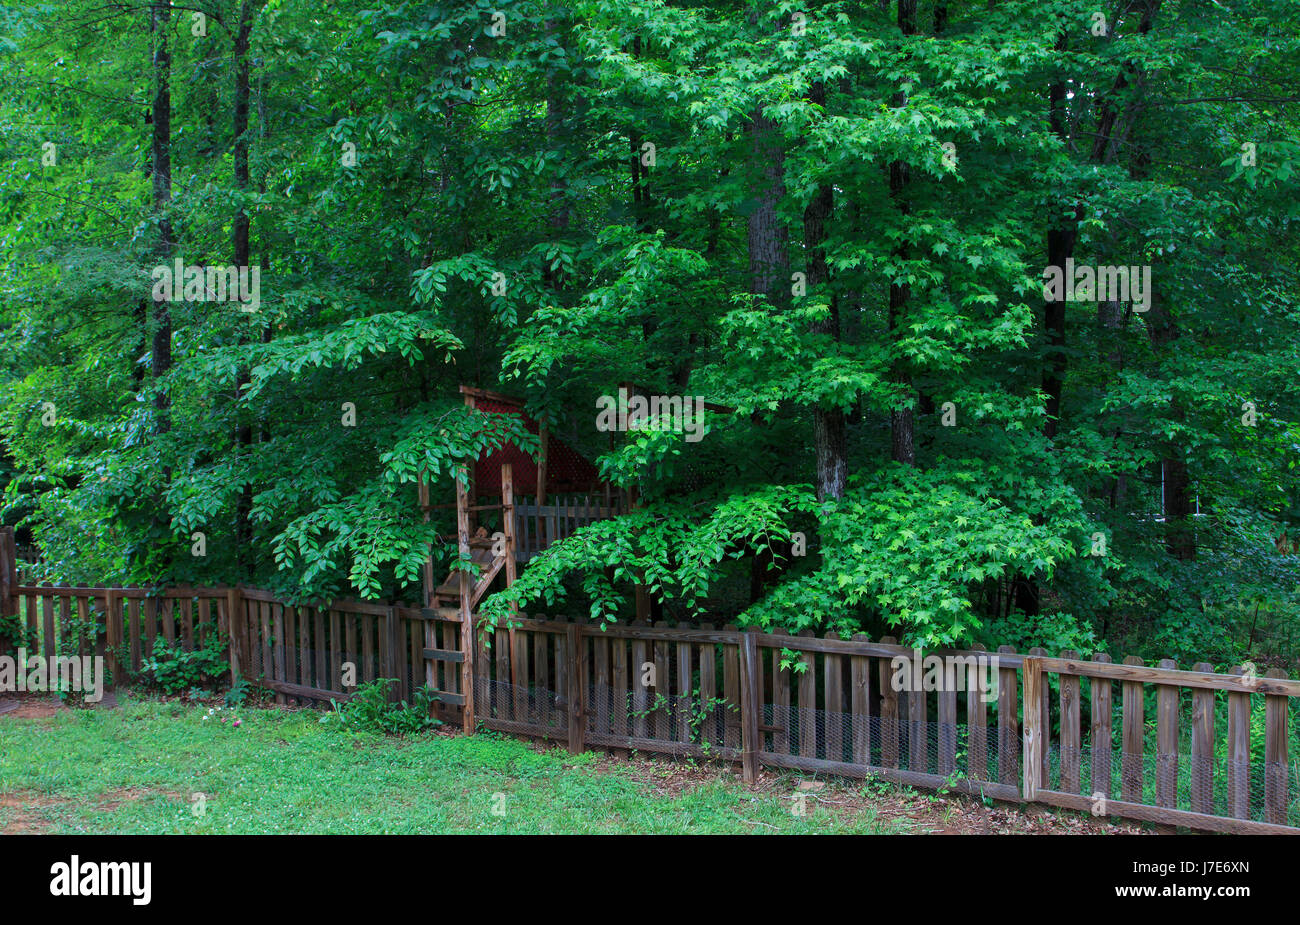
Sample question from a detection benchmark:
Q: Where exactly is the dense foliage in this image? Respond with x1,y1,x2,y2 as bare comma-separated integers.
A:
2,0,1298,668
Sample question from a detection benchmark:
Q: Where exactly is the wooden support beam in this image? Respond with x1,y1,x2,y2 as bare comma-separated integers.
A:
501,463,519,690
418,470,434,608
456,467,476,733
105,590,121,690
224,586,242,684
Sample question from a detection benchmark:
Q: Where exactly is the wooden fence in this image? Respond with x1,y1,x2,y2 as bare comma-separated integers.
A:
2,573,1296,834
0,584,465,719
471,616,1298,835
3,585,233,692
228,588,464,714
511,494,623,563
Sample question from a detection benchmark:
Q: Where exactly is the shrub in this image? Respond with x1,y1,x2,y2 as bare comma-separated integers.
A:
322,679,442,736
138,634,228,695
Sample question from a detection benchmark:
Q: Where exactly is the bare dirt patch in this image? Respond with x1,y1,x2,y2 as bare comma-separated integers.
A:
0,792,64,834
563,745,1148,835
0,787,185,835
0,696,66,720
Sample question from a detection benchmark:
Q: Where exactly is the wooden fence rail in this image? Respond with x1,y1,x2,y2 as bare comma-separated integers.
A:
2,577,1296,834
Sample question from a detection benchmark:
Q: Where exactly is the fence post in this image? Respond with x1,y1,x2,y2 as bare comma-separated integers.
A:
383,606,400,703
738,630,760,784
1022,656,1043,801
0,526,16,617
105,590,121,690
1265,667,1290,825
456,466,476,733
567,623,587,754
225,586,243,683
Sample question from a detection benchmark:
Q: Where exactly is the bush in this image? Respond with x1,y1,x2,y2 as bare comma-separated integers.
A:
138,634,229,695
322,679,442,736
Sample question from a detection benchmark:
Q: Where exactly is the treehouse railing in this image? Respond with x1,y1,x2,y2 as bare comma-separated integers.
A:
512,493,623,562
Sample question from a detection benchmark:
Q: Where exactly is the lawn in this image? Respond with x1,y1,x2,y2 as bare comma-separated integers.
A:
0,696,909,835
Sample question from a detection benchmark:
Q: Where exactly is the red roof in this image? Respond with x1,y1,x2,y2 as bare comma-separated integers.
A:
473,396,604,495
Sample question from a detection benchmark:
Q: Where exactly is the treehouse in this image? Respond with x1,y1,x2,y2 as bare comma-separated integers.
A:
419,386,628,608
415,387,630,727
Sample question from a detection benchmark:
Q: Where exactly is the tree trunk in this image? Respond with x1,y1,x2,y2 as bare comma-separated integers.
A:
889,0,918,466
805,81,846,501
746,102,789,311
233,0,256,580
150,1,172,433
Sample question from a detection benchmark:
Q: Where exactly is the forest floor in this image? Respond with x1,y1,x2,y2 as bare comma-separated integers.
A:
0,693,1146,835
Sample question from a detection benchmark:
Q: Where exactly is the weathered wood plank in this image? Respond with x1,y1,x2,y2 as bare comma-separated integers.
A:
824,632,843,764
1227,665,1250,819
968,643,988,781
1121,655,1145,804
722,624,740,751
880,637,901,770
1265,668,1290,825
738,630,761,784
630,622,648,739
1190,662,1215,816
676,630,692,745
653,622,670,741
1022,656,1043,800
699,624,717,749
1090,653,1113,802
1060,649,1081,794
771,628,792,754
1156,658,1179,810
798,630,816,760
850,634,871,767
997,645,1018,785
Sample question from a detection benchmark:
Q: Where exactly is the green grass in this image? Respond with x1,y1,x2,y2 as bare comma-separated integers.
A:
0,697,905,834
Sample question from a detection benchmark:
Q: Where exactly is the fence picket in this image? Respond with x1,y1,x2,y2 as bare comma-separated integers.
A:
1121,655,1145,803
722,624,740,750
1059,649,1080,794
1156,658,1179,811
824,632,843,764
798,629,816,760
699,624,716,748
1090,653,1113,802
997,645,1018,785
630,622,648,739
1265,668,1290,825
772,628,792,755
850,635,871,767
1190,662,1215,816
676,630,692,745
880,637,901,770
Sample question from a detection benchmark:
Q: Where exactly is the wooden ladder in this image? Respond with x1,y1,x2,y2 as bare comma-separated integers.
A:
422,531,508,721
